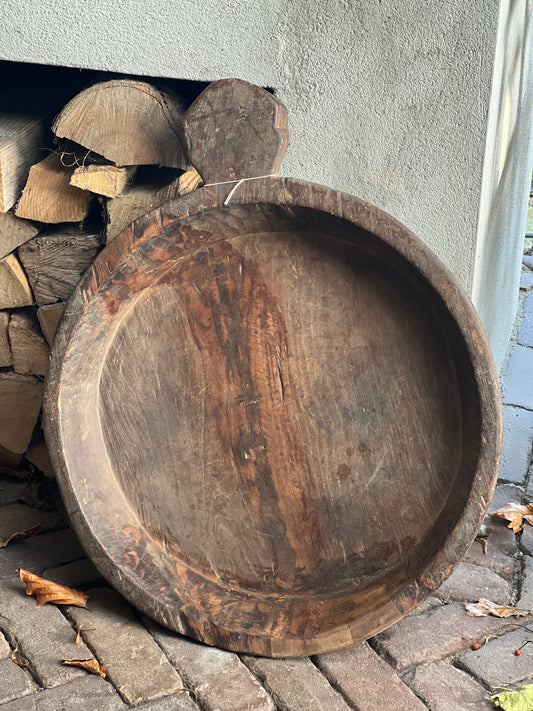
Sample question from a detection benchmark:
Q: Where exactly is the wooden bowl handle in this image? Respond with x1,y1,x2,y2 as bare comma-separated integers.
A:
183,79,289,184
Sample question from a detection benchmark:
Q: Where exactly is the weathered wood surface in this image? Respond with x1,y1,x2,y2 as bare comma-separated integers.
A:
18,228,101,306
0,113,47,212
183,79,289,183
0,309,12,366
0,252,33,308
16,153,93,223
71,164,134,198
44,177,502,658
8,309,50,376
105,173,194,243
1,371,43,454
37,302,65,346
0,211,40,260
53,80,188,168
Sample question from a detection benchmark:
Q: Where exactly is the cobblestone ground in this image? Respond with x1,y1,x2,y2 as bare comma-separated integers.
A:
1,269,533,710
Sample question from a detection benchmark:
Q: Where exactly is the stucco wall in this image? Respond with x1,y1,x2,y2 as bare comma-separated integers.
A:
0,0,530,368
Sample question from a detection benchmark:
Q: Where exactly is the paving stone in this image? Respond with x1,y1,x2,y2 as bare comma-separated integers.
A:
371,601,533,671
65,588,183,706
518,554,533,608
146,619,275,711
135,691,201,710
502,346,533,409
0,579,93,688
518,294,533,346
520,270,533,290
435,562,510,604
0,502,62,541
0,527,85,579
242,654,351,711
314,641,427,711
0,657,37,704
459,627,533,687
0,675,126,710
498,407,533,484
463,522,518,579
408,661,492,711
0,630,10,658
43,558,104,589
521,523,533,557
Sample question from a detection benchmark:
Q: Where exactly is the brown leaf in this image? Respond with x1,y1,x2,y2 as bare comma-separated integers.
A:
74,624,95,644
62,657,106,678
10,648,29,670
0,465,30,480
489,502,533,533
465,598,530,618
18,569,88,607
0,524,45,548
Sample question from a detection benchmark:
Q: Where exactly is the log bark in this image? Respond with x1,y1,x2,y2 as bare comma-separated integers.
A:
37,302,64,346
0,211,40,260
8,310,50,376
52,80,188,168
71,164,134,198
18,228,101,306
0,310,12,366
0,372,43,454
15,153,93,223
0,114,47,212
0,253,33,308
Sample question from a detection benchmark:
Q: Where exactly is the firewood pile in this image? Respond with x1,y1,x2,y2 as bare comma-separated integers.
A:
0,76,203,479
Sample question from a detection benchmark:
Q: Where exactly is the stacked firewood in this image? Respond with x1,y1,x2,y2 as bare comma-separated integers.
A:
0,78,203,478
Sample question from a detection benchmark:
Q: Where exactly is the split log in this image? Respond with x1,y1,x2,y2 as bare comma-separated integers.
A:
15,153,93,223
0,253,33,309
52,80,188,168
183,79,289,182
8,310,50,376
106,175,182,243
0,211,40,260
25,441,55,478
18,228,101,306
0,113,47,212
71,164,135,198
0,372,43,454
37,302,64,346
0,310,12,366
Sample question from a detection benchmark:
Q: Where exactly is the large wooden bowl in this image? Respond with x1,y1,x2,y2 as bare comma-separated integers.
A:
44,177,501,657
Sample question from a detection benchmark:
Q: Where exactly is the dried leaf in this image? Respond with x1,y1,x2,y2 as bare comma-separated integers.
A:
10,648,28,670
465,599,530,618
491,684,533,710
62,657,106,678
0,465,30,480
0,523,45,548
18,568,88,607
74,624,95,644
490,503,533,533
475,535,488,554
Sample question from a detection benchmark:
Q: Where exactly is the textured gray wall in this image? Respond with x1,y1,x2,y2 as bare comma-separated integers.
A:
0,0,529,367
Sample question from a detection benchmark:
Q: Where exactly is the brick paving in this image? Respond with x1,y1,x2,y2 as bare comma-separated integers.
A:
0,267,532,709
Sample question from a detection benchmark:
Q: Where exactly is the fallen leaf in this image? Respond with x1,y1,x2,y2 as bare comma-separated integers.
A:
490,503,533,533
0,523,45,548
18,569,88,607
491,684,533,710
475,535,488,554
0,465,30,480
74,624,95,644
10,648,28,670
465,599,530,618
62,657,106,678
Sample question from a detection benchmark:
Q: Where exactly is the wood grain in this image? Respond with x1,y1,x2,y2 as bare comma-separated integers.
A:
0,113,47,212
0,253,33,308
0,212,40,261
183,79,289,182
37,302,64,346
44,177,502,657
18,228,101,306
8,309,50,376
71,164,134,198
0,310,12,366
53,80,188,168
1,371,43,454
16,153,93,224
